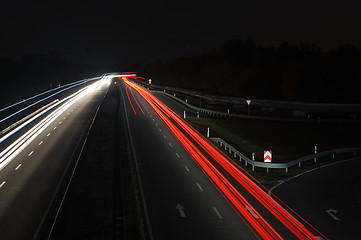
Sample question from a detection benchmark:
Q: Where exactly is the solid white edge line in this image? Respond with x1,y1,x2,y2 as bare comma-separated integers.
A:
44,79,109,239
118,82,154,240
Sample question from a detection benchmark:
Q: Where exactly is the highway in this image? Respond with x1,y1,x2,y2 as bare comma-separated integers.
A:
0,78,110,239
119,80,259,239
0,74,331,239
120,78,325,239
271,158,361,239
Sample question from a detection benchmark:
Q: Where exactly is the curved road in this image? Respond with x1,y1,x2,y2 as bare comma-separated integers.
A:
271,158,361,239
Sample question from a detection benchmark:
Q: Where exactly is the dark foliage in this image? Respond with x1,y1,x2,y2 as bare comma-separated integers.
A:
145,39,361,103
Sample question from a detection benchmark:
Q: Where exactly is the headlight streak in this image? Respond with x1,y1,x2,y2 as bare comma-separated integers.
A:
0,78,99,124
0,79,107,171
124,78,326,240
0,77,100,113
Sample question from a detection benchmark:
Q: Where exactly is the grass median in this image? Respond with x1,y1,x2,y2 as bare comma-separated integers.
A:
185,115,361,183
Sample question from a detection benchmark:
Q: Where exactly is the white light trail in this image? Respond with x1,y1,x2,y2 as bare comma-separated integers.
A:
0,78,109,171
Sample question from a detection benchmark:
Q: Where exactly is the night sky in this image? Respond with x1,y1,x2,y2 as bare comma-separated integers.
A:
1,0,361,65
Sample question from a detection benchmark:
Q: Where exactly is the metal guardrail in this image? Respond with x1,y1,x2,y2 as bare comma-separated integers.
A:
141,81,361,112
151,90,319,122
210,137,361,172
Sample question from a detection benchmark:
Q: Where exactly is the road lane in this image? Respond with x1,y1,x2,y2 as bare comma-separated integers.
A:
0,79,109,239
271,158,361,239
120,81,259,239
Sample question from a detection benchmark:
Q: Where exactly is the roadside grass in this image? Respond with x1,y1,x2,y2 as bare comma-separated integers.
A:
185,116,361,183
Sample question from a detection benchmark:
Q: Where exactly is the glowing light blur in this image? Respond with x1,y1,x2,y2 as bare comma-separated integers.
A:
123,78,326,240
0,78,108,171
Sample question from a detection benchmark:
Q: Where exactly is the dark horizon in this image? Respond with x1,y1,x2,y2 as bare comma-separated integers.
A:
1,0,361,65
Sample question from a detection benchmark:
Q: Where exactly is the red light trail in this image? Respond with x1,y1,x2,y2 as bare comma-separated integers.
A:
122,78,328,240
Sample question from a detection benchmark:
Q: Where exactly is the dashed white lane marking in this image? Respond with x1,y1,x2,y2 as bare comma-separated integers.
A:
47,133,51,137
63,117,67,119
59,121,62,124
67,113,70,115
213,207,223,219
169,142,172,147
152,119,155,121
159,128,162,132
163,135,167,139
176,153,180,158
196,183,204,191
38,141,43,145
53,127,57,130
184,166,190,172
0,181,6,188
155,123,158,126
15,164,22,170
28,151,34,156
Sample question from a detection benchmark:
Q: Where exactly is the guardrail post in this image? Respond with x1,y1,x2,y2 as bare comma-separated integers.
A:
252,165,255,171
234,152,237,158
314,146,317,163
298,162,301,167
285,167,288,173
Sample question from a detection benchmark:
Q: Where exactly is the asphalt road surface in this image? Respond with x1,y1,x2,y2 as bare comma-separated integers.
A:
0,81,109,239
271,158,361,239
119,81,260,239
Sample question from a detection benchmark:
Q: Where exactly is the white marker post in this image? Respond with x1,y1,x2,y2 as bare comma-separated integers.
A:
148,79,152,85
246,99,252,115
314,146,317,163
207,127,210,138
197,111,199,118
183,111,186,119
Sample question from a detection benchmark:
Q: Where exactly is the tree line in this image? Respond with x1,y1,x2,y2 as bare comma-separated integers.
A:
144,38,361,103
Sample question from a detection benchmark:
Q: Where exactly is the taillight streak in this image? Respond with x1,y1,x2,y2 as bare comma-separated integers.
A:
125,86,137,115
125,79,327,240
124,79,284,240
